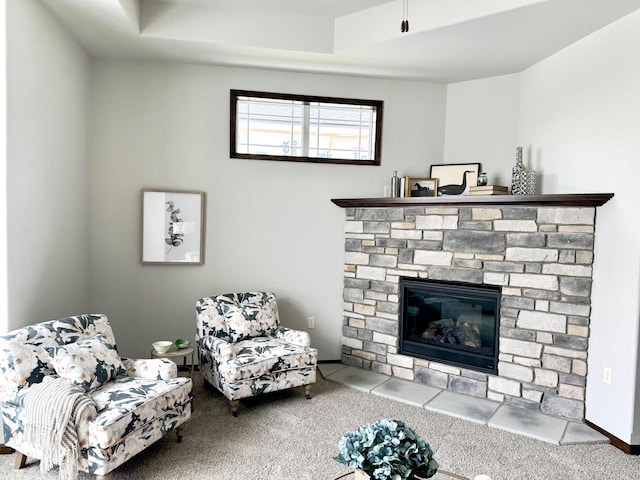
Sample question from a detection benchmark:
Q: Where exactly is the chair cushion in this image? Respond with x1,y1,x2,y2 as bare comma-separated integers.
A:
46,335,125,392
218,336,316,382
0,329,54,390
88,376,192,449
50,314,118,347
222,301,279,343
196,292,281,342
0,314,116,392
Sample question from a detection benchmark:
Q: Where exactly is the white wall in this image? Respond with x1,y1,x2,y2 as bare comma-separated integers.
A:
443,74,520,186
0,1,7,333
6,0,91,330
518,11,640,444
87,60,447,360
444,10,640,445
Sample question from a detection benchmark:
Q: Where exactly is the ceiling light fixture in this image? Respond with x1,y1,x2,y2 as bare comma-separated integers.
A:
401,0,409,33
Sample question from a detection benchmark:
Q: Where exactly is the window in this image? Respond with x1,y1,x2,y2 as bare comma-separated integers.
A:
230,90,383,165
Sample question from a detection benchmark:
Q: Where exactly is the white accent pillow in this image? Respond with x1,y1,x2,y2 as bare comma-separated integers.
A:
46,335,125,392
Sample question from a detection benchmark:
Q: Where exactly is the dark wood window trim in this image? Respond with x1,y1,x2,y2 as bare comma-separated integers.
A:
230,89,383,166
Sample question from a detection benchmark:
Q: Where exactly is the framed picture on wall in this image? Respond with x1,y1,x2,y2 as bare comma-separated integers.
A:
429,163,481,195
405,177,438,197
141,189,205,265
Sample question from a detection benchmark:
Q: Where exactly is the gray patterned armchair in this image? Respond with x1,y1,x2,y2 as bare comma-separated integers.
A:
0,314,192,480
196,291,317,415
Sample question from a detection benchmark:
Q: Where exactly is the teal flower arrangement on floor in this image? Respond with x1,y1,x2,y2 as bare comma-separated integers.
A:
334,419,439,480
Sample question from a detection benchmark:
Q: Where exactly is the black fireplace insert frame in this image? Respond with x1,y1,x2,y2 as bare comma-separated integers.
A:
399,277,500,375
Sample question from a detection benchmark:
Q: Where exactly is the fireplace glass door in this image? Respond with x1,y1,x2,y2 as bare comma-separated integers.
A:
399,278,500,374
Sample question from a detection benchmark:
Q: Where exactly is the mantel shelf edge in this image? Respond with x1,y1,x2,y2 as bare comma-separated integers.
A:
331,193,614,208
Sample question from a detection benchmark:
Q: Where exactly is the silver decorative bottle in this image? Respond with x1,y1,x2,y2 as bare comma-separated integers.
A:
391,171,401,198
511,147,527,195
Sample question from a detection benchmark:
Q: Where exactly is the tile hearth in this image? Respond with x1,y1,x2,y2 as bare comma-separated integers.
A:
319,364,608,446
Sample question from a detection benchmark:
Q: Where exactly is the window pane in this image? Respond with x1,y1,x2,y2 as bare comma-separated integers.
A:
236,97,303,157
308,103,376,161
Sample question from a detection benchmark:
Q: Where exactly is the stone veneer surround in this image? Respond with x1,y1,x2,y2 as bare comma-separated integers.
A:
341,205,597,421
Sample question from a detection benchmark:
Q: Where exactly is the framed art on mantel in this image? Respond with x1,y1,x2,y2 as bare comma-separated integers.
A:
429,163,481,196
405,177,438,197
141,189,205,265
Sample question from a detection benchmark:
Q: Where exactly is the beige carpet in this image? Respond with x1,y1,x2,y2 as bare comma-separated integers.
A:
1,372,638,480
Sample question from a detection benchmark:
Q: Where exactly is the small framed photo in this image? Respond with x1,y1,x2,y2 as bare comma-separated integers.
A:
405,177,438,197
141,189,205,265
429,163,481,195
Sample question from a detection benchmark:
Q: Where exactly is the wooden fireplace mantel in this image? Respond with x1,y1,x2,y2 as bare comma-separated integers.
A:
330,193,614,208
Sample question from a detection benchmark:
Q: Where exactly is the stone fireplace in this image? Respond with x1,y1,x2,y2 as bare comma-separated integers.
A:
334,194,613,422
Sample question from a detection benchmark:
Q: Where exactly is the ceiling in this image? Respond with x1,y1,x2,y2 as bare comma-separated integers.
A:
40,0,640,82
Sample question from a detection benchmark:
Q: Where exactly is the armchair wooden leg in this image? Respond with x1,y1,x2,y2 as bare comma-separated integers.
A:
304,384,312,399
0,444,14,455
96,474,112,480
14,451,27,470
230,399,240,417
176,424,185,443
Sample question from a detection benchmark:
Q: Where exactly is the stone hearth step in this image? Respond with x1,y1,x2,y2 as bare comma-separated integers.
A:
319,364,609,446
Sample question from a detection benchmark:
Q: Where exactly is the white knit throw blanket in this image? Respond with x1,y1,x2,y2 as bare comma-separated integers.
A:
23,376,97,480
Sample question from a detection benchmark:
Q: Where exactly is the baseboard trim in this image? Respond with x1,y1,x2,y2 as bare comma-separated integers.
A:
585,420,640,455
318,359,342,364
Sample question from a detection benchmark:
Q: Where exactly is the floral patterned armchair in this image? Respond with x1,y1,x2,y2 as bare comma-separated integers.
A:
0,314,192,480
196,292,317,415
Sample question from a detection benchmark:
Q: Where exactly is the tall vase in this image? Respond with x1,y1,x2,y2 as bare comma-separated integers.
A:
510,147,527,195
525,168,538,195
510,146,539,195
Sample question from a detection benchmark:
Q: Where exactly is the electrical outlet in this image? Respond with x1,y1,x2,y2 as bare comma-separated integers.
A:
603,367,612,384
307,316,315,329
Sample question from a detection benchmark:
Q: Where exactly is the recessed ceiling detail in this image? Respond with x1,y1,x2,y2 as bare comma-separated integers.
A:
41,0,640,82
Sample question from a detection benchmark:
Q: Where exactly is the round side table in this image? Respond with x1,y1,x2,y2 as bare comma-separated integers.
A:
151,345,195,380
